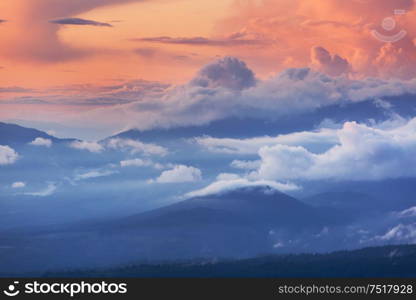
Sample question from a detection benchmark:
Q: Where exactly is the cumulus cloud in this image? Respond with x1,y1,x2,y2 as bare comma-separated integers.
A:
107,138,168,156
49,18,112,27
185,177,300,198
152,165,202,183
230,160,261,170
0,145,19,165
70,141,104,153
250,118,416,182
24,183,57,197
11,182,26,188
29,137,52,147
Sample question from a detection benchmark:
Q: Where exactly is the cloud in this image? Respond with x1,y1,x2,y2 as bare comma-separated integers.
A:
0,87,33,93
70,141,104,153
190,56,256,90
185,177,300,198
74,169,117,181
120,158,153,168
11,182,26,188
0,0,144,62
196,128,338,155
372,224,416,244
152,165,202,183
135,34,266,47
217,0,416,79
119,158,166,169
24,183,57,197
0,145,18,165
107,138,168,156
0,20,6,24
230,160,261,170
29,137,52,147
49,18,112,27
310,46,350,76
250,118,416,182
78,57,416,133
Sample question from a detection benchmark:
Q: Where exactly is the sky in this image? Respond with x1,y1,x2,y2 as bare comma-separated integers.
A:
1,0,416,139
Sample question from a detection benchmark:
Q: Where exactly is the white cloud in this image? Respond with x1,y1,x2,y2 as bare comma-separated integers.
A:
74,170,117,181
24,183,57,197
77,57,416,134
70,140,104,153
107,138,168,156
11,182,26,188
152,165,202,183
251,118,416,181
29,137,52,147
0,145,19,165
373,224,416,244
216,173,241,181
119,158,167,169
185,177,300,198
195,128,338,155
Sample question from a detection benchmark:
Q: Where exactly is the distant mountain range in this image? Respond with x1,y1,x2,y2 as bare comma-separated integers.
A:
42,244,416,278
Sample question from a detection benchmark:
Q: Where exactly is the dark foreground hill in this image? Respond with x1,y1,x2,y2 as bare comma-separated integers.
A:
44,245,416,278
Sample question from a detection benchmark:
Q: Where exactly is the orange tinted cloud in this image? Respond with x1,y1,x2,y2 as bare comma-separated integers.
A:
216,0,416,79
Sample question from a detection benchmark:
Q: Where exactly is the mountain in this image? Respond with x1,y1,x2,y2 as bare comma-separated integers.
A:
0,186,345,273
44,244,416,278
108,97,416,143
0,122,75,147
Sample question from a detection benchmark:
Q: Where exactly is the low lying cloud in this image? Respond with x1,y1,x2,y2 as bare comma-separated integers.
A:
29,137,52,148
250,118,416,182
134,32,266,47
185,177,300,198
49,18,112,27
74,170,117,181
0,145,19,165
24,183,57,197
152,165,202,183
230,160,261,170
310,46,350,77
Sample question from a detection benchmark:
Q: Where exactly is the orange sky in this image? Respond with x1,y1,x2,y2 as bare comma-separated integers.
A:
0,0,416,138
